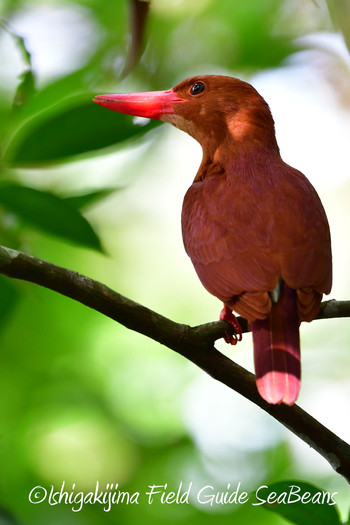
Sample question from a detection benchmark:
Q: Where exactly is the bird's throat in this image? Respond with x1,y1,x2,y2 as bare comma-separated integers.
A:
161,113,201,142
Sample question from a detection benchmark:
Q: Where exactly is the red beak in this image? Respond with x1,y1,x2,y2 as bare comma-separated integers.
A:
93,89,186,120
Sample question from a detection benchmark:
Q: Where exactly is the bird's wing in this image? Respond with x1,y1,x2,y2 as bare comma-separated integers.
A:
182,174,280,317
274,167,332,320
181,165,331,321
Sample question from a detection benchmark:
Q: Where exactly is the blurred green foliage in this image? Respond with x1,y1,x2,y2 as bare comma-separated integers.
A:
0,0,349,524
260,481,342,524
0,184,103,250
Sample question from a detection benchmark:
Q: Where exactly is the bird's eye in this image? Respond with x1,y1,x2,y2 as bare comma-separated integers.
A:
190,82,206,96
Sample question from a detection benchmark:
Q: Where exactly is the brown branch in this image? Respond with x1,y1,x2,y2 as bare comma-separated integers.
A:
1,244,350,483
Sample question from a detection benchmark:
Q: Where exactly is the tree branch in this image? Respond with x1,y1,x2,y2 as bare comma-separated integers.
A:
1,244,350,483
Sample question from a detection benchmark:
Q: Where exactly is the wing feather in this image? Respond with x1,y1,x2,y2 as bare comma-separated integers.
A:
181,161,331,321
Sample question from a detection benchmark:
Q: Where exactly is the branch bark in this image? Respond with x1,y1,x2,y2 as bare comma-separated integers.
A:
1,244,350,482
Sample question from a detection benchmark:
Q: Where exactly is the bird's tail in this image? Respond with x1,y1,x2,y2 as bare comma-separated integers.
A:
251,282,300,405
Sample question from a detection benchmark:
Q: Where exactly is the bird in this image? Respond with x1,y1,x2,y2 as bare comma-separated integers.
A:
93,75,332,405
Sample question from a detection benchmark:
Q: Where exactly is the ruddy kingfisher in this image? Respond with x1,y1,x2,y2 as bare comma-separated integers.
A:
94,75,332,405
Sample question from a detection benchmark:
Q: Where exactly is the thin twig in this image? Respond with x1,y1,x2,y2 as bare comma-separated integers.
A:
1,244,350,483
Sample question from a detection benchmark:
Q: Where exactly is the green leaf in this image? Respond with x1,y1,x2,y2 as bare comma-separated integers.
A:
257,481,341,525
10,66,94,123
63,188,118,210
326,0,350,54
5,95,162,165
13,69,36,109
0,185,103,251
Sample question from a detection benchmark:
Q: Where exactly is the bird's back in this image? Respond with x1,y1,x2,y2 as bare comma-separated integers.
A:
181,156,332,322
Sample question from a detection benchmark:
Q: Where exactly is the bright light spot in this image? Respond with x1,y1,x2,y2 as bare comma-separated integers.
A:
133,116,151,126
25,410,138,488
10,3,101,84
288,381,350,476
182,375,283,486
152,0,211,17
253,33,350,190
183,376,283,456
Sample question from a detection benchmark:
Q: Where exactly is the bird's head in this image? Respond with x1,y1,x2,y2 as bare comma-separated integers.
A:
94,75,278,156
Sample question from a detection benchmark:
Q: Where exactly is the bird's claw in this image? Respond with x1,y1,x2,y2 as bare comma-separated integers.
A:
223,330,240,345
220,305,243,345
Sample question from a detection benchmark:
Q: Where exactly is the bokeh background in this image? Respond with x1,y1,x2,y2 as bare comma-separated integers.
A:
0,0,350,523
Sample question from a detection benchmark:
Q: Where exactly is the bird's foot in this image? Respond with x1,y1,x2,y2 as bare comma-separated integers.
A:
219,305,243,345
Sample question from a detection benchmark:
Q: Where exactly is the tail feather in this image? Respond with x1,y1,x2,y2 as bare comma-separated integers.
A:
251,283,300,405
